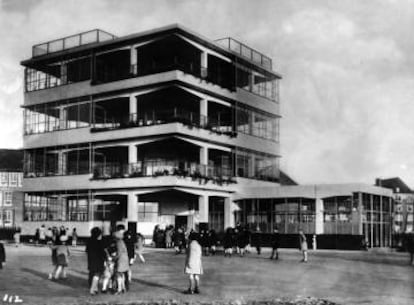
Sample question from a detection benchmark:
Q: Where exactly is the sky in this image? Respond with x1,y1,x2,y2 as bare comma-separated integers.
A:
0,0,413,186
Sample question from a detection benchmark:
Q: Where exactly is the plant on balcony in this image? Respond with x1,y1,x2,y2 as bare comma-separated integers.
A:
129,171,143,178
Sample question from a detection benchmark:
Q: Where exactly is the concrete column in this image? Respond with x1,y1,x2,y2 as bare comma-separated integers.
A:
224,197,234,229
248,155,255,178
358,192,363,235
127,193,138,222
200,99,208,126
248,73,254,91
130,46,138,74
60,62,67,84
315,198,324,234
201,51,208,68
128,144,138,164
198,194,209,223
129,95,137,121
58,151,67,175
200,146,208,165
59,107,67,129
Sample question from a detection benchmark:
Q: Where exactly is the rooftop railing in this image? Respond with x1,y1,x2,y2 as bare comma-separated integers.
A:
32,29,117,57
215,37,272,70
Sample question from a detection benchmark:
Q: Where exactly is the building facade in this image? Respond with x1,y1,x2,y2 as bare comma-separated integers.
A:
0,171,23,228
21,25,281,237
235,184,394,248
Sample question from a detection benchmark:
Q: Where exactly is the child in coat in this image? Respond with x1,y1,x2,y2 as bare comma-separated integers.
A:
114,227,129,294
54,235,70,279
299,230,308,262
0,240,5,269
184,232,203,294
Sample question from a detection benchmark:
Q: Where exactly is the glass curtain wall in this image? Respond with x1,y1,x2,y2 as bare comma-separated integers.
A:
23,192,89,222
235,198,316,234
323,196,359,234
235,149,279,182
24,144,90,177
24,97,91,135
236,106,279,142
361,193,392,247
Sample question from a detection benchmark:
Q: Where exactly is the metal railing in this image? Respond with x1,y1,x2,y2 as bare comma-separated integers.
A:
33,29,116,57
92,160,234,182
92,108,234,135
215,37,272,70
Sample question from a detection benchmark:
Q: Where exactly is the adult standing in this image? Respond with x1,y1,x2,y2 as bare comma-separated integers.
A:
299,229,308,262
114,226,129,293
184,232,203,294
405,232,414,265
86,227,106,295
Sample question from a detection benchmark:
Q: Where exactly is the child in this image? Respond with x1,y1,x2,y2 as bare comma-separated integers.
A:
135,233,145,263
270,228,280,260
86,227,106,295
223,228,233,257
71,228,78,247
184,232,203,294
54,235,70,279
48,239,58,280
299,229,308,262
101,240,117,293
0,239,5,269
114,226,129,294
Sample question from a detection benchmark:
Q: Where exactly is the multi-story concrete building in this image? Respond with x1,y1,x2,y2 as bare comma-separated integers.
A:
0,149,24,228
21,25,281,237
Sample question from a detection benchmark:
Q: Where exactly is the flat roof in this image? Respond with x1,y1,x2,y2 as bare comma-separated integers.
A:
21,24,281,78
235,183,394,200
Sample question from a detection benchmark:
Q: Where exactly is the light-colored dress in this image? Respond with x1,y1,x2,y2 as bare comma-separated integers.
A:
116,239,130,273
300,234,308,251
184,240,203,275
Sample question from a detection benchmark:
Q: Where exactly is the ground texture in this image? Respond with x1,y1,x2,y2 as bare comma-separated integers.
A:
0,244,413,305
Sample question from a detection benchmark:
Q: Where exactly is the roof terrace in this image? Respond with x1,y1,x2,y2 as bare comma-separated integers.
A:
32,29,117,57
215,37,272,70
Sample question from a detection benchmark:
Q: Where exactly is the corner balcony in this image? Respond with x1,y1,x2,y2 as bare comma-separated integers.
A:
92,160,235,186
91,108,235,138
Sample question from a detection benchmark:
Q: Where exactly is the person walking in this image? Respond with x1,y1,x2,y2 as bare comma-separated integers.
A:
299,229,308,262
0,239,5,269
71,228,78,247
13,230,21,248
54,235,70,280
184,232,203,294
86,227,106,295
34,228,40,246
270,228,280,260
135,233,146,263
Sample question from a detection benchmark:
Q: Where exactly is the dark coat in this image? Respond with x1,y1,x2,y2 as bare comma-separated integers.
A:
86,238,106,274
271,232,280,249
0,242,5,263
223,232,234,249
124,231,138,260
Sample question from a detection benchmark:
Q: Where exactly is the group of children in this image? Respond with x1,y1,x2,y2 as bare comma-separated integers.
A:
86,225,145,295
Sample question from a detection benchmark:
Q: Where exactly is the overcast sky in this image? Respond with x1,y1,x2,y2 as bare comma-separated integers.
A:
0,0,413,186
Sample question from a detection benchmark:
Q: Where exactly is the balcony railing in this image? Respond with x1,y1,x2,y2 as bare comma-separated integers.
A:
33,29,117,57
215,37,272,70
92,160,236,185
92,108,236,137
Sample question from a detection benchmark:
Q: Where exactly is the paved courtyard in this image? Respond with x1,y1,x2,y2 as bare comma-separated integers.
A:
0,244,413,305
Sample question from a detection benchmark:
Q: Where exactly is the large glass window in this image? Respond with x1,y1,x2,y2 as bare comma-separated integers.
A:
24,98,91,135
236,106,279,142
138,202,159,222
236,149,279,182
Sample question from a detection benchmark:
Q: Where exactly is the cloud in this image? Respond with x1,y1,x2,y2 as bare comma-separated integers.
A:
0,0,414,186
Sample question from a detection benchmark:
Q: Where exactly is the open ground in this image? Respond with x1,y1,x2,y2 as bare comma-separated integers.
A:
0,244,413,305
